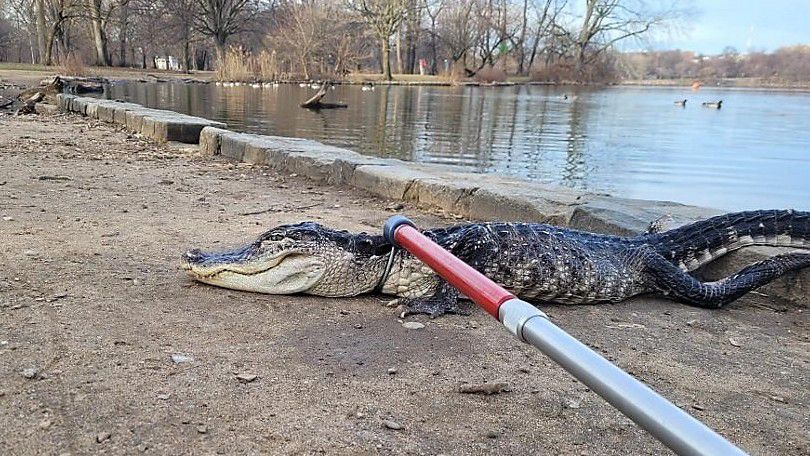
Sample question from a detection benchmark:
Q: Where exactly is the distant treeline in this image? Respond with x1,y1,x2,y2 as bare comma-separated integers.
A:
620,46,810,83
2,1,806,84
1,0,687,82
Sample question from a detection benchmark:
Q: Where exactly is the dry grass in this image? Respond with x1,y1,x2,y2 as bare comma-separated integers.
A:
473,66,507,83
58,53,92,77
215,48,254,82
256,50,279,81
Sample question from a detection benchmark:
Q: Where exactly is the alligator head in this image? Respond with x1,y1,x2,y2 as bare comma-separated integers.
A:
181,222,392,296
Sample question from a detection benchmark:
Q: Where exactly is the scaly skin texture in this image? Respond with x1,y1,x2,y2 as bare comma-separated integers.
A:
182,210,810,317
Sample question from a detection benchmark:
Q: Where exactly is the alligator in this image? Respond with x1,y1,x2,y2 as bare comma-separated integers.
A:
181,210,809,316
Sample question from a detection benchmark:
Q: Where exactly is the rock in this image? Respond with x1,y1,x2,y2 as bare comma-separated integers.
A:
2,216,14,221
692,404,705,411
21,367,39,379
170,353,193,364
382,419,402,430
387,367,397,375
157,393,170,400
23,250,38,257
96,431,111,443
236,373,258,383
197,425,208,434
486,430,500,439
402,321,425,330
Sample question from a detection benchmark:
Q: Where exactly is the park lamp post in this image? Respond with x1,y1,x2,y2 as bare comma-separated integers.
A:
383,215,748,456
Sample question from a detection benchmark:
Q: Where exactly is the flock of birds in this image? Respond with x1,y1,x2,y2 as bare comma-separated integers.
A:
211,83,723,109
674,99,723,109
213,81,378,92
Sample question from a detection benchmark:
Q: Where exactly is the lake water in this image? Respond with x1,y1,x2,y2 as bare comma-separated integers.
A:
102,82,810,211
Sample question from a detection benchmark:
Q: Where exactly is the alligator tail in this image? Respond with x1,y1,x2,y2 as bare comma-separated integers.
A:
643,248,810,308
649,209,810,271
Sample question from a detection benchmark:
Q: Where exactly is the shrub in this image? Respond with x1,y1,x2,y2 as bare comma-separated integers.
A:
473,65,507,83
59,53,90,77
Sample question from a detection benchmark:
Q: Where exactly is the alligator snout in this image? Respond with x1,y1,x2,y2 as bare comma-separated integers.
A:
181,249,205,270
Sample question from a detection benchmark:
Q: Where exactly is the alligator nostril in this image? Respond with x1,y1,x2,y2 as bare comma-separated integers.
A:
183,249,203,263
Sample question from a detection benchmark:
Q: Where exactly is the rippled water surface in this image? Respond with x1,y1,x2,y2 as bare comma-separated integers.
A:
103,82,810,211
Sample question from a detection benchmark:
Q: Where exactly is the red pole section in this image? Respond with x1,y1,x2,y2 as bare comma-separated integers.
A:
387,220,513,318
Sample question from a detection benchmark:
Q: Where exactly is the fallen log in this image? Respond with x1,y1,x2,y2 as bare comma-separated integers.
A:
16,91,45,115
300,82,347,110
17,76,63,101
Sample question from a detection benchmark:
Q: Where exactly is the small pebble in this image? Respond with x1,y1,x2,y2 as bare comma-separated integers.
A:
157,393,170,400
382,419,402,430
692,404,705,411
96,432,111,443
2,216,14,221
170,354,193,364
402,321,425,330
486,430,500,439
236,373,258,383
387,367,397,375
197,425,208,434
21,367,39,379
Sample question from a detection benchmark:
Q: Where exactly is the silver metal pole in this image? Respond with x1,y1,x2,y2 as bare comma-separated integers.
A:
499,298,748,456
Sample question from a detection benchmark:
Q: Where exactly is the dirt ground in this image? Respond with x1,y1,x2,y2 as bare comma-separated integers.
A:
0,112,807,455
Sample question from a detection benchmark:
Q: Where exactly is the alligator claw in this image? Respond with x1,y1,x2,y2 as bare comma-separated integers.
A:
398,283,471,318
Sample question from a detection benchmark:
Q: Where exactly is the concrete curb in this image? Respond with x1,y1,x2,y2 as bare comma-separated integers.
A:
56,94,225,143
56,95,808,306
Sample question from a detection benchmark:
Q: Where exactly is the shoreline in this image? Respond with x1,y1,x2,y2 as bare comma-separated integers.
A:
4,64,810,91
54,93,809,307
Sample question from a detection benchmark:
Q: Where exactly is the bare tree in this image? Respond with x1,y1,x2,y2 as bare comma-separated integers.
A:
346,0,410,80
571,0,679,77
193,0,253,60
85,0,109,65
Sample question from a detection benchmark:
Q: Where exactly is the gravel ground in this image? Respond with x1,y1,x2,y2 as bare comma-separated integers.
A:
0,113,807,455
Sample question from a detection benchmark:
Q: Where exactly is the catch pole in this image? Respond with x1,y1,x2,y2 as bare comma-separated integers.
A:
383,215,747,456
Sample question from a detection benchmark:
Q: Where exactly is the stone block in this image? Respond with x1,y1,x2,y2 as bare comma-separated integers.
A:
466,181,584,225
351,165,433,200
220,132,248,160
569,196,721,236
34,103,59,115
199,127,227,156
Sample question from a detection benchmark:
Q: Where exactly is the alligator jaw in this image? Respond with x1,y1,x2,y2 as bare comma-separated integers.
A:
181,247,326,294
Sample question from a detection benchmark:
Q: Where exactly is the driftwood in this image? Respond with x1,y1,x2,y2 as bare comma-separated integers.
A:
16,92,45,115
17,76,63,101
300,82,347,110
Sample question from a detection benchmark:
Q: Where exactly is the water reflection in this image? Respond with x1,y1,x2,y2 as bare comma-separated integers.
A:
103,81,810,211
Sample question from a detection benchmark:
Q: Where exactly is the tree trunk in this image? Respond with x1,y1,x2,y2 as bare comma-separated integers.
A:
182,23,190,72
86,0,110,66
118,1,129,66
35,0,48,64
214,38,227,64
381,38,392,80
395,30,403,74
516,0,528,74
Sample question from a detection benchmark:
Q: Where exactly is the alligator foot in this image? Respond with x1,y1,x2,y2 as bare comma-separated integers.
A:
398,283,472,318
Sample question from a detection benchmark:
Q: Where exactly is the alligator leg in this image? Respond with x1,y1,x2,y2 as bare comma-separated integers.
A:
398,281,473,318
641,246,810,308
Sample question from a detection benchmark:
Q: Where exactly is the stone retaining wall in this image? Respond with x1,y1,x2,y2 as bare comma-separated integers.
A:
55,94,808,306
56,94,225,143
